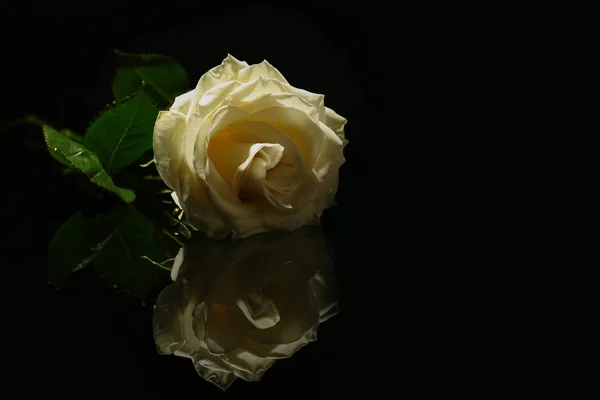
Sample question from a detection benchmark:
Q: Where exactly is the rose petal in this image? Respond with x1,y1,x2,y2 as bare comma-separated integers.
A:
203,303,251,355
171,191,182,209
245,106,325,173
207,124,293,201
181,298,206,352
234,60,289,85
222,350,275,381
190,350,237,390
289,86,326,123
226,77,320,122
170,90,196,115
170,246,185,281
153,282,186,355
198,105,249,180
196,80,243,121
236,291,281,329
203,268,255,354
324,107,347,137
314,122,344,181
241,154,294,211
250,197,319,235
242,326,316,359
153,110,187,192
174,110,232,235
226,120,303,193
244,287,319,345
176,164,229,236
186,54,249,119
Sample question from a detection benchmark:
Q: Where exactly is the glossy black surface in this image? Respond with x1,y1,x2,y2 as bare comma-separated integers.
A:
6,2,388,398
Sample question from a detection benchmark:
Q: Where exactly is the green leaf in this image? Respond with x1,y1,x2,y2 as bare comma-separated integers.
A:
83,87,159,175
47,206,170,300
43,126,136,203
112,49,190,108
91,206,169,299
48,213,98,286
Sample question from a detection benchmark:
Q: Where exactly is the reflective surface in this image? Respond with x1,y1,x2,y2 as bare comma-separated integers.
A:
154,227,339,390
15,3,378,398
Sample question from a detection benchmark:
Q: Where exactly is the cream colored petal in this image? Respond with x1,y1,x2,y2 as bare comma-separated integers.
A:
172,111,213,224
226,78,319,122
250,197,318,236
191,350,237,390
223,350,275,381
153,282,186,355
186,54,249,119
170,89,195,115
234,60,289,85
217,191,316,238
179,109,208,188
174,350,192,358
205,159,254,214
239,152,295,211
172,111,229,235
234,143,284,195
198,106,258,228
285,86,325,123
227,120,303,193
181,297,206,352
176,165,229,235
196,80,243,121
207,122,295,199
232,73,325,122
242,326,316,359
245,106,325,172
198,105,249,179
202,107,324,235
314,122,344,181
153,110,187,192
170,246,185,281
229,245,316,315
325,107,348,144
171,191,182,209
207,134,255,189
245,287,319,345
236,291,281,329
203,299,252,355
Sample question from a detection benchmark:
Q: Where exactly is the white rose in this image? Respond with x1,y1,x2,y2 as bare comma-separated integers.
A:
153,227,339,390
153,55,347,238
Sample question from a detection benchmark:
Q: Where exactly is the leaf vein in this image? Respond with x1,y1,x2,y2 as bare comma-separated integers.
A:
134,68,173,103
107,95,143,172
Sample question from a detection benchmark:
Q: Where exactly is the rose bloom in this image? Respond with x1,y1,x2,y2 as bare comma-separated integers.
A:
153,55,347,238
153,227,339,390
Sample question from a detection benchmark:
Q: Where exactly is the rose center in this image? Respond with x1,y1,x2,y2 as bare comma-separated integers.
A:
208,125,300,210
236,291,281,329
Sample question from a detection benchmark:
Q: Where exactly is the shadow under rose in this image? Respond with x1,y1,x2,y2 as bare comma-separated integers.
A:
152,226,339,390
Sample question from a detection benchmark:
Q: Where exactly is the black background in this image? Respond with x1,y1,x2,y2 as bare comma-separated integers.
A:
3,1,450,398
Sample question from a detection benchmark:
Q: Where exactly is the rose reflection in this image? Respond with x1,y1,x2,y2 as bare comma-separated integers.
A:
153,227,339,390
